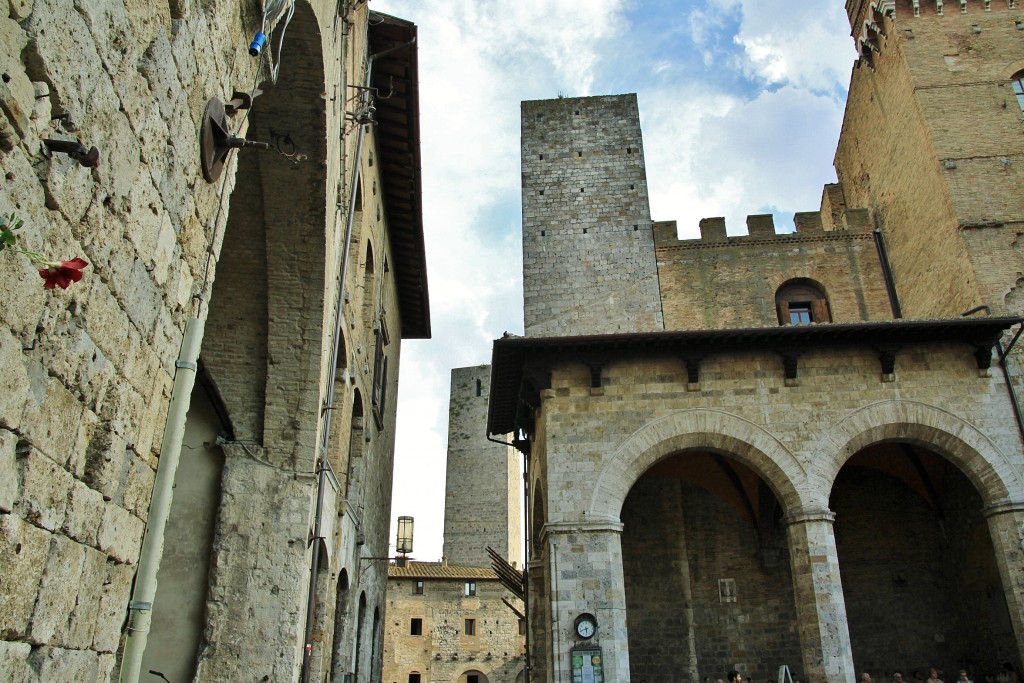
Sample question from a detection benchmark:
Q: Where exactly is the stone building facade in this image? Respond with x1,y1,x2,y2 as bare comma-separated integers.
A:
383,366,526,683
0,1,428,681
382,563,527,683
486,3,1024,683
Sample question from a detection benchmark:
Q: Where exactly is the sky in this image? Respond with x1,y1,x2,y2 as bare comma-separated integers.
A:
373,0,859,562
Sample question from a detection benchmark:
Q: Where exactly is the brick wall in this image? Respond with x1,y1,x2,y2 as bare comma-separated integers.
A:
655,216,894,329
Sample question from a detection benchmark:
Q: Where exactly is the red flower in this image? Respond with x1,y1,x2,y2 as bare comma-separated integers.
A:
38,257,89,289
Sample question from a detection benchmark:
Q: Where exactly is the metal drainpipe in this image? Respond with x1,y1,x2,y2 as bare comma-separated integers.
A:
299,33,417,683
873,227,903,319
119,317,206,683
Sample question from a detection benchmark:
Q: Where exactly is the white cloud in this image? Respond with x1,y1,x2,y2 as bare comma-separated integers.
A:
730,1,857,93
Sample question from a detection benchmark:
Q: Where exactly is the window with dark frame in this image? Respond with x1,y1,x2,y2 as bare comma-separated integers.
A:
410,618,422,636
409,674,421,683
468,675,480,683
1012,71,1024,111
412,580,424,595
371,319,389,428
464,581,476,596
464,618,476,636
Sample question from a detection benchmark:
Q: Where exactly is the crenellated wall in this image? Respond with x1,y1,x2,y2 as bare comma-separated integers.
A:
655,210,895,330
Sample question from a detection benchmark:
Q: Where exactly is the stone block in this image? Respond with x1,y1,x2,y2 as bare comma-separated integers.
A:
121,451,154,521
0,430,17,513
0,18,33,140
0,514,50,639
794,211,824,232
0,640,33,682
29,645,101,681
83,424,126,501
93,561,134,653
29,532,84,644
97,502,144,564
20,448,73,532
20,376,86,471
62,477,104,546
0,328,32,432
58,545,105,649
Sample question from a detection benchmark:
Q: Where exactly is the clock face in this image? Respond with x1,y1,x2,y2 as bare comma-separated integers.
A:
575,615,596,639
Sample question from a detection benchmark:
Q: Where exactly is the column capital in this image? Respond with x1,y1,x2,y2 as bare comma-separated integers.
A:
982,499,1024,519
783,506,836,527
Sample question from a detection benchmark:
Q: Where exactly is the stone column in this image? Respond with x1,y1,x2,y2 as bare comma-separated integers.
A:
784,507,856,683
984,501,1024,663
544,520,629,683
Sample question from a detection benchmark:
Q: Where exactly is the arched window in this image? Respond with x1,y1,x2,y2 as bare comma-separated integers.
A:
775,279,831,325
1012,71,1024,111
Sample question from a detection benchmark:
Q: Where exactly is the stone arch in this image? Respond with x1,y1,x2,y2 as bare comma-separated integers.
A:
811,399,1024,506
589,409,808,522
204,0,330,468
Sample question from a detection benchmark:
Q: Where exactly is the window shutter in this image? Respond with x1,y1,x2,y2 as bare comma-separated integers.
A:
811,299,830,323
777,302,791,325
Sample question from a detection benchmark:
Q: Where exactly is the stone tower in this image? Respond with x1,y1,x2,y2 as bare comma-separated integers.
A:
521,94,664,337
836,0,1024,319
442,366,522,567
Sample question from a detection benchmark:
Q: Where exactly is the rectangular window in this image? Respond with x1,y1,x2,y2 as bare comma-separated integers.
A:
409,674,421,683
410,618,422,636
468,676,479,683
413,580,424,595
371,318,390,428
464,618,476,636
788,303,812,325
519,618,527,635
464,581,476,596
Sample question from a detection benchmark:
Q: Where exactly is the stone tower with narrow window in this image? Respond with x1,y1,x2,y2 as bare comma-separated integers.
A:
521,94,664,337
837,0,1024,319
442,366,522,567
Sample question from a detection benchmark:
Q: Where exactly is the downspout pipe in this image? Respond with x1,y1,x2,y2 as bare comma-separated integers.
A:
300,32,417,683
119,317,206,683
873,227,903,319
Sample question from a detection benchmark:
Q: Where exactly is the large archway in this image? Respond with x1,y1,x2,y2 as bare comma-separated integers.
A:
831,442,1018,675
621,449,802,683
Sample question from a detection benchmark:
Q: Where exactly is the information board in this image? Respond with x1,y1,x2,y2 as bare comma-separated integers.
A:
570,647,604,683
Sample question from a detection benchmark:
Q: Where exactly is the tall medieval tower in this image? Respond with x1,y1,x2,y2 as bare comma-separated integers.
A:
442,366,523,567
521,94,664,337
837,0,1024,318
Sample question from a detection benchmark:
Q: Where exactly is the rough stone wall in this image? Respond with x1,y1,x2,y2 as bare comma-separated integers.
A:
835,2,1024,319
654,215,894,330
382,571,526,683
521,94,663,337
443,366,522,568
0,0,417,679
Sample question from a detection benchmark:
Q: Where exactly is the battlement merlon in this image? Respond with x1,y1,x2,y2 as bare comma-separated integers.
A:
653,208,873,247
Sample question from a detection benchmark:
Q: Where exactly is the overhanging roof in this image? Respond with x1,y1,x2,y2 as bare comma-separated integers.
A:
487,317,1023,436
369,12,430,339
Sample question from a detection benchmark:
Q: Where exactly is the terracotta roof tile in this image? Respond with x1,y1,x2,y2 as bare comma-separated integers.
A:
387,562,499,580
